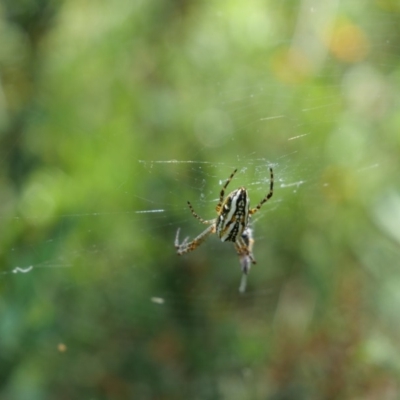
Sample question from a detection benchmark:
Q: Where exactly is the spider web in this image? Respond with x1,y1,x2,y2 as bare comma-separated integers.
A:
1,1,400,398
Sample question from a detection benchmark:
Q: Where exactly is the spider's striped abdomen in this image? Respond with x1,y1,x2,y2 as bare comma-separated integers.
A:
216,188,250,242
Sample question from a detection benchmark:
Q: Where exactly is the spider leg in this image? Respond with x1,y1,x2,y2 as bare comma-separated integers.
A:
240,227,255,260
250,167,274,215
175,229,190,247
187,201,215,225
235,236,256,267
235,234,256,294
175,224,216,255
216,168,238,212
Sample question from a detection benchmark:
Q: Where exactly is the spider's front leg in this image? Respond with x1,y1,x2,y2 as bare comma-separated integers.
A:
235,229,256,268
235,230,256,294
175,224,216,255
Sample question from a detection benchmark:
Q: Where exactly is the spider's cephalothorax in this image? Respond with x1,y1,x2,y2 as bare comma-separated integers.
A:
175,167,274,291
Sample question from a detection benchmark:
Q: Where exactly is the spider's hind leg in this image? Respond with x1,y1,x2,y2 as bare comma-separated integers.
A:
216,168,238,212
250,167,274,215
187,201,214,225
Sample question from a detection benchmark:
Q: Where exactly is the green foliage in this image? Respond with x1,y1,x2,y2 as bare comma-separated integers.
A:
1,0,400,398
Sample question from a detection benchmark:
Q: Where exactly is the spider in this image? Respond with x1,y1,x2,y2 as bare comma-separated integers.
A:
175,167,274,290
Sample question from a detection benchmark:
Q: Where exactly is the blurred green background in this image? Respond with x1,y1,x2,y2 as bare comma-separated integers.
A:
1,0,400,399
